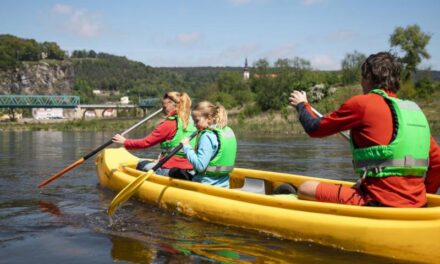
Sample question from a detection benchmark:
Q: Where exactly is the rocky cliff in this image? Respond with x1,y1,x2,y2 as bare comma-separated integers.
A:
0,60,74,95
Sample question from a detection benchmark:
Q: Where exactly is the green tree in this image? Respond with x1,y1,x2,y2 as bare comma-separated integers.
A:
254,59,270,75
208,92,236,109
341,51,366,85
88,50,97,58
41,42,65,60
389,24,431,81
217,71,254,106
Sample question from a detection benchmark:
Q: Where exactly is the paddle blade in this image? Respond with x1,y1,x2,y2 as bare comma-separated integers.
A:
38,158,85,188
107,170,154,216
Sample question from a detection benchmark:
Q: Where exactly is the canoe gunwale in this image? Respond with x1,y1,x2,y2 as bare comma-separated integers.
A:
119,163,440,221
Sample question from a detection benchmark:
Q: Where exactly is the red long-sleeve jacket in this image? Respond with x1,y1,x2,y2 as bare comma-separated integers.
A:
124,111,193,170
297,90,440,207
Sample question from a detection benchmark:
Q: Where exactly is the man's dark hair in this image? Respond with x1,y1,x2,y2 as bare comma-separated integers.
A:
361,52,401,92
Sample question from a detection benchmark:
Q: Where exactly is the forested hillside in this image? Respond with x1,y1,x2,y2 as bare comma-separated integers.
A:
72,54,187,103
1,34,439,111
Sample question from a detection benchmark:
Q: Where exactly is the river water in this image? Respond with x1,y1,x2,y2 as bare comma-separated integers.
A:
0,131,417,263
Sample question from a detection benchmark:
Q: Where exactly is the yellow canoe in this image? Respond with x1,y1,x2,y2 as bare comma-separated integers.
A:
96,148,440,263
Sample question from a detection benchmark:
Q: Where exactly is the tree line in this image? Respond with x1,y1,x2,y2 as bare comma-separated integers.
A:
0,34,65,69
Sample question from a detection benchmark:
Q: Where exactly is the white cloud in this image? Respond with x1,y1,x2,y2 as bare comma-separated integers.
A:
50,4,103,38
52,4,73,14
262,43,297,61
176,32,202,45
311,55,339,70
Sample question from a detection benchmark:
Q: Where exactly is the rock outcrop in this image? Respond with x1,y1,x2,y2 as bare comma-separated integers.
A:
0,61,74,95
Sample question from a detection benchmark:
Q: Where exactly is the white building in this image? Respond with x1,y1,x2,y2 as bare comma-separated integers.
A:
120,96,130,104
32,108,64,119
243,58,250,80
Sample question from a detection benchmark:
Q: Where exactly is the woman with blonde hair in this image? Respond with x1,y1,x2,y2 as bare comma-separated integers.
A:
169,101,237,188
112,91,196,175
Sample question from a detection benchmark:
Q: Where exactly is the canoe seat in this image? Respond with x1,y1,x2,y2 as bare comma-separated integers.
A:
236,177,270,194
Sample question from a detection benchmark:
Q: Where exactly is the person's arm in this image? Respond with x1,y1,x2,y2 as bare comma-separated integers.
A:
183,133,218,173
425,137,440,194
123,119,176,149
296,99,364,138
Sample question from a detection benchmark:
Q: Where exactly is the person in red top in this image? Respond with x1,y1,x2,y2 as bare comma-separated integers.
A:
112,91,195,176
289,52,440,207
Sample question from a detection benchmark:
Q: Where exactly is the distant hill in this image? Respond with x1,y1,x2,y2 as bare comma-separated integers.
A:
72,53,185,99
414,70,440,81
158,67,242,90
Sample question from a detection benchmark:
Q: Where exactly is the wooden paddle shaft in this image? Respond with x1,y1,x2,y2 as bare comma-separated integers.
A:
38,108,163,188
38,158,85,188
310,107,350,141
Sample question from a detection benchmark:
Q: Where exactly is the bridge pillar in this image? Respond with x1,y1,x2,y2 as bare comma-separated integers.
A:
102,108,117,118
83,109,98,118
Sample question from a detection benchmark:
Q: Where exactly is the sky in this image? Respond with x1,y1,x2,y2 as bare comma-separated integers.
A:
1,0,440,70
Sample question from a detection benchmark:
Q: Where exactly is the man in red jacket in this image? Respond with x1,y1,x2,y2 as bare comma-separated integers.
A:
289,52,440,207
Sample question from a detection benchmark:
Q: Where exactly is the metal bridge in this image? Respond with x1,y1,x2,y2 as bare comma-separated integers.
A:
0,95,159,109
0,95,80,108
139,98,160,108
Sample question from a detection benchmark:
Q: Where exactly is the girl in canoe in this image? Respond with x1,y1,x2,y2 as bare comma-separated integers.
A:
289,51,440,207
169,101,237,188
112,91,196,176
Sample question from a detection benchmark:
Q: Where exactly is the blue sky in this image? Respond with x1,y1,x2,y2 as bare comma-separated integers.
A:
1,0,440,70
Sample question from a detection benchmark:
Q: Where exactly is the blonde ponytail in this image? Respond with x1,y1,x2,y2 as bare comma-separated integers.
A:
214,103,228,128
163,91,192,129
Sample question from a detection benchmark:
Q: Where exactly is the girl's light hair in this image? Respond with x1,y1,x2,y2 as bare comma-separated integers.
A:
163,91,192,129
193,101,228,129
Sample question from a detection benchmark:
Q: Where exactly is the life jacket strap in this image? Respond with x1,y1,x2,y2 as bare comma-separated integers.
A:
205,165,234,172
353,155,428,169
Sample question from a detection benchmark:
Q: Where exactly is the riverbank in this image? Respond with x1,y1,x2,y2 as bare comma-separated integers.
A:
1,87,439,135
0,112,305,135
1,110,439,136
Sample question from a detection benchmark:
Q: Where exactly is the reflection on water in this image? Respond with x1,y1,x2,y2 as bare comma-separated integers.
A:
0,131,419,263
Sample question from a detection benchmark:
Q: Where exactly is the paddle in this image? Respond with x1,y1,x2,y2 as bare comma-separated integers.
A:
37,108,163,188
107,131,198,216
310,106,350,141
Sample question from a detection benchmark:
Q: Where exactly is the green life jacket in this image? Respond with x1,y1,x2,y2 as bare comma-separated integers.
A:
197,126,237,177
160,115,196,157
351,89,430,178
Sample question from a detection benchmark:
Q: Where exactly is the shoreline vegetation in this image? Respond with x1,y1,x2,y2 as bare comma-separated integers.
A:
1,86,439,136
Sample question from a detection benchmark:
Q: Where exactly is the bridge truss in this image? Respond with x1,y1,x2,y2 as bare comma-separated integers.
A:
0,95,80,108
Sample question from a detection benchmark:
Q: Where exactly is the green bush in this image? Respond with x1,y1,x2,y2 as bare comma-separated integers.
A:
398,80,417,99
208,92,237,109
415,77,435,99
242,103,262,117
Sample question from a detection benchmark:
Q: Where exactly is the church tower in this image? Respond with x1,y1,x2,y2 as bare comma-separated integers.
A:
243,58,250,80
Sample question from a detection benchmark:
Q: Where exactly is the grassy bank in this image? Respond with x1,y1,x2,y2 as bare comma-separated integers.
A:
1,86,439,135
0,113,304,135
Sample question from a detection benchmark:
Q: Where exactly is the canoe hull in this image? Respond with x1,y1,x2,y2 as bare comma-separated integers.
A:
96,148,440,263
